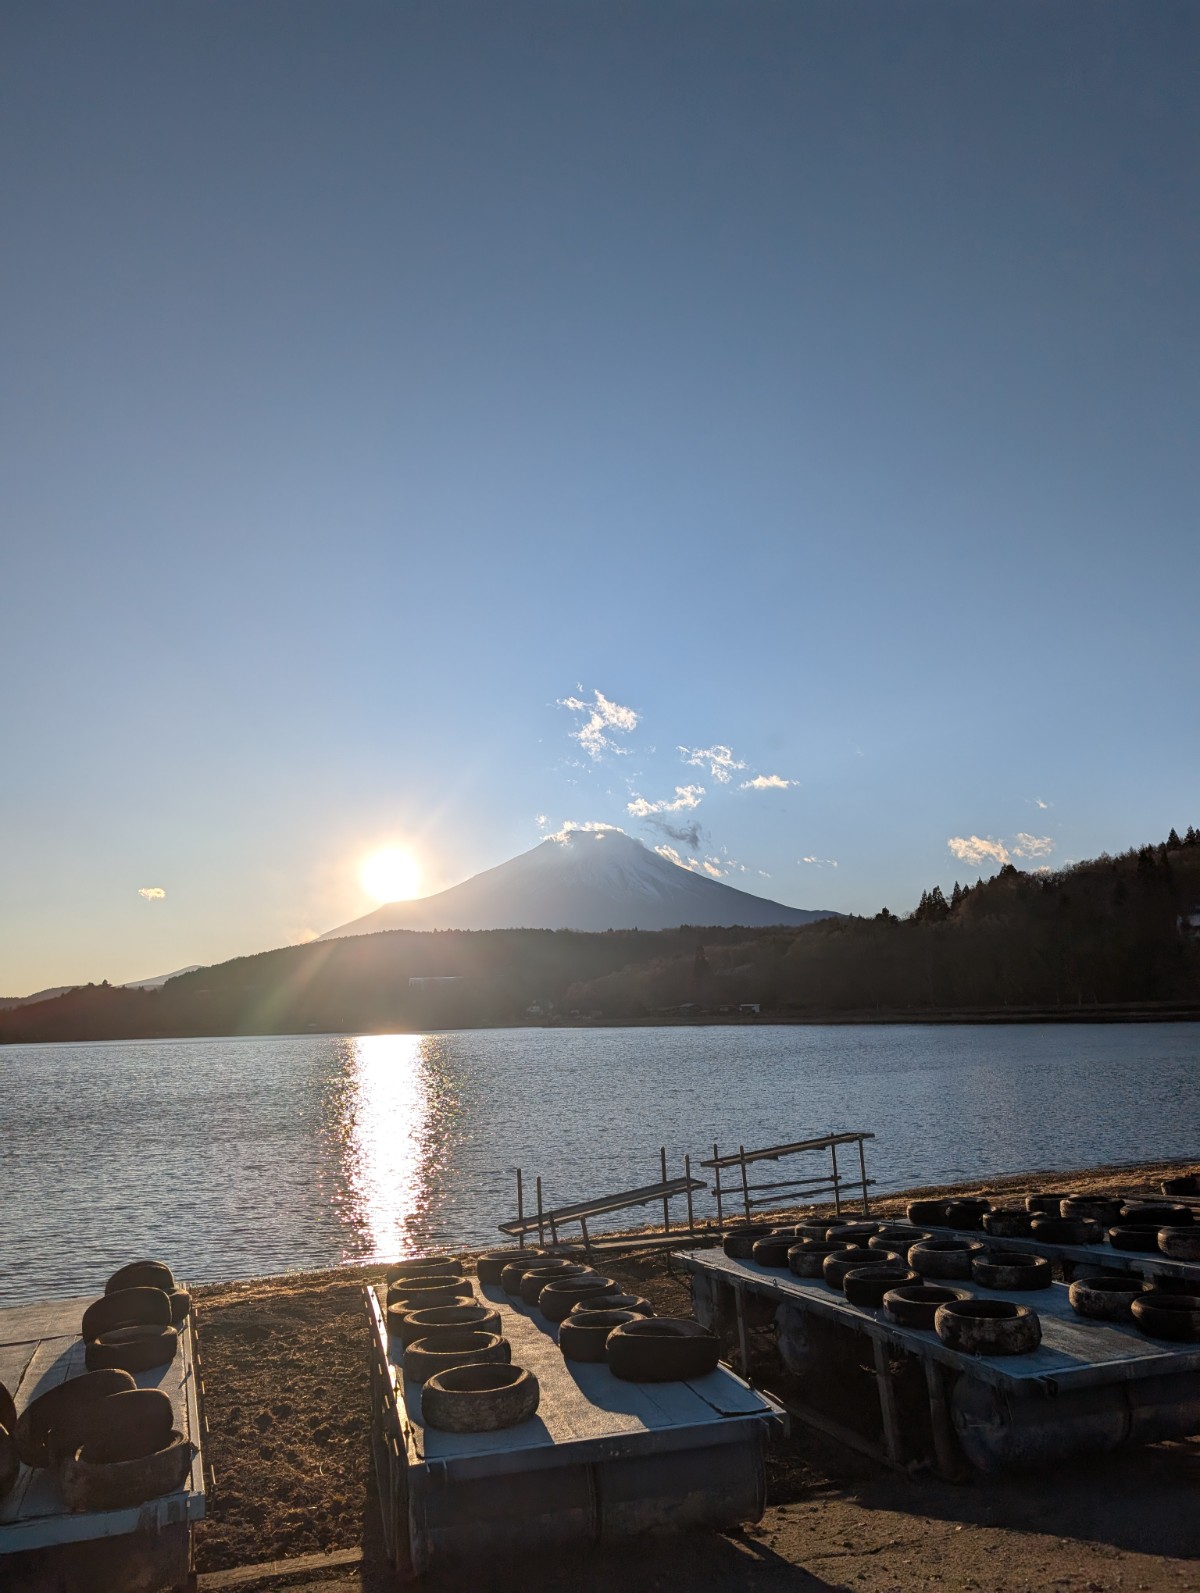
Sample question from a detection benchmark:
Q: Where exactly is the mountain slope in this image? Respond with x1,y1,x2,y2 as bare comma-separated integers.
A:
321,829,838,938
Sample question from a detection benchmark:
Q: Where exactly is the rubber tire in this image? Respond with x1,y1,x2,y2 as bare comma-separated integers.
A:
825,1222,880,1243
842,1266,919,1308
750,1235,795,1268
387,1279,473,1311
1130,1292,1200,1342
14,1369,136,1467
1030,1217,1101,1245
81,1287,172,1343
47,1389,174,1467
787,1244,842,1278
1060,1196,1122,1226
606,1318,721,1382
944,1200,990,1231
1158,1228,1200,1262
869,1228,931,1252
104,1261,175,1296
476,1249,544,1286
909,1240,984,1280
792,1222,838,1241
538,1278,620,1322
398,1304,501,1348
519,1266,591,1306
1120,1204,1192,1228
981,1209,1034,1238
421,1364,540,1432
59,1431,194,1511
882,1284,972,1330
404,1331,510,1385
906,1200,951,1226
823,1247,886,1290
559,1308,642,1364
1024,1193,1065,1214
0,1380,15,1438
386,1257,463,1282
1161,1175,1200,1198
972,1253,1052,1290
169,1290,191,1325
1107,1226,1163,1253
722,1226,774,1260
499,1258,579,1296
934,1300,1041,1355
1069,1276,1149,1322
0,1428,16,1504
85,1326,178,1375
570,1292,653,1318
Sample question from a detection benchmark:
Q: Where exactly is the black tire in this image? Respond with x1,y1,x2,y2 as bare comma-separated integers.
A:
1161,1174,1200,1197
404,1330,510,1385
14,1369,136,1467
0,1428,16,1503
1107,1226,1163,1253
934,1300,1041,1355
981,1209,1033,1238
787,1243,841,1278
1024,1193,1065,1214
570,1292,652,1317
169,1290,191,1325
104,1261,175,1296
387,1278,473,1311
476,1249,544,1286
85,1326,178,1375
906,1200,951,1226
0,1379,15,1438
499,1257,579,1296
538,1277,620,1322
386,1257,463,1283
81,1287,172,1343
825,1222,880,1244
792,1222,837,1241
1069,1275,1149,1322
59,1431,194,1511
46,1388,174,1467
1158,1227,1200,1262
882,1284,971,1330
972,1253,1052,1290
722,1226,774,1260
908,1240,984,1280
1119,1203,1192,1228
1059,1195,1122,1226
518,1265,592,1307
822,1247,886,1290
1129,1291,1200,1343
1029,1216,1101,1244
750,1235,795,1268
398,1304,502,1347
559,1308,642,1363
842,1266,919,1308
422,1364,540,1432
606,1318,721,1382
943,1200,990,1231
869,1227,930,1252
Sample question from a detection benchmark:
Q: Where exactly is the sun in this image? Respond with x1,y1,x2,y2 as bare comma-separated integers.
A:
360,847,421,903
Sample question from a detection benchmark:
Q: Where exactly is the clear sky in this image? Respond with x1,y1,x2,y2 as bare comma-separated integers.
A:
2,1,1197,994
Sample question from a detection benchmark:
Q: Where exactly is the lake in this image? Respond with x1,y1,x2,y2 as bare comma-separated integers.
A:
2,1024,1197,1303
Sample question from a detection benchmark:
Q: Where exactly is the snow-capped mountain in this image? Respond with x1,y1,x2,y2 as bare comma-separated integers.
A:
320,829,839,938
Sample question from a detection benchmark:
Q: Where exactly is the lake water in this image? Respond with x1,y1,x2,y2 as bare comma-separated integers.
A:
2,1024,1197,1304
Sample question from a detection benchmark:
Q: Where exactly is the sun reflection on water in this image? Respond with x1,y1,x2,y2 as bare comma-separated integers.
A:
339,1033,431,1261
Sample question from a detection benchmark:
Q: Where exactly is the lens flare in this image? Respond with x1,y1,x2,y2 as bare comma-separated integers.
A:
360,847,420,902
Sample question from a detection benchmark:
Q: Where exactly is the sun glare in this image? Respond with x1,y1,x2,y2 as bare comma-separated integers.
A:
361,847,421,903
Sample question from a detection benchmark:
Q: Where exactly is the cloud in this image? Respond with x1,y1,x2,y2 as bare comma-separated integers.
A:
800,856,839,868
535,814,549,828
740,774,792,791
678,743,746,783
548,820,625,843
1012,833,1054,858
137,887,166,901
700,857,726,877
640,815,705,849
626,784,705,817
1034,798,1051,810
947,836,1011,867
559,689,639,759
654,844,692,870
654,843,729,878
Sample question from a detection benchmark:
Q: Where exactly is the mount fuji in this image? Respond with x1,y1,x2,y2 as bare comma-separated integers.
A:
320,829,839,939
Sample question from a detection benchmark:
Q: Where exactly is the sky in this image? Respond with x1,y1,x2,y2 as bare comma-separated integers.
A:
2,1,1197,993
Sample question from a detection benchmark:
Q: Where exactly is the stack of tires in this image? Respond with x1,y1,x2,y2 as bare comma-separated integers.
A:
81,1260,189,1376
561,1314,720,1380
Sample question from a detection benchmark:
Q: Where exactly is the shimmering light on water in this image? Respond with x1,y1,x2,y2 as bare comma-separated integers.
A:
340,1035,430,1261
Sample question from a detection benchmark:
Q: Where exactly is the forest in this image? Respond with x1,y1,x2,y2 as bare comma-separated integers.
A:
3,827,1199,1044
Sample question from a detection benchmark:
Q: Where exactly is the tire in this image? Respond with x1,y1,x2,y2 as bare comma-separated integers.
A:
882,1284,971,1330
518,1266,592,1306
1108,1226,1163,1253
981,1209,1033,1239
85,1326,178,1375
0,1428,16,1504
971,1253,1052,1290
1024,1193,1065,1214
169,1290,191,1325
944,1200,990,1232
81,1287,172,1343
1120,1203,1192,1228
46,1388,174,1467
422,1364,540,1432
1029,1217,1102,1245
0,1379,15,1438
559,1308,642,1363
499,1258,579,1296
1069,1276,1150,1322
476,1249,544,1286
606,1318,721,1382
14,1369,136,1467
1158,1228,1200,1262
386,1258,463,1283
908,1240,984,1280
842,1266,919,1308
104,1261,175,1296
58,1431,194,1511
1060,1196,1122,1226
398,1304,502,1347
1130,1291,1200,1343
387,1279,473,1311
538,1277,620,1322
787,1243,841,1278
570,1292,653,1318
906,1200,951,1226
869,1227,931,1253
934,1300,1041,1355
1161,1174,1200,1198
750,1235,795,1268
823,1247,888,1290
792,1222,838,1241
722,1226,774,1260
404,1330,510,1385
825,1222,880,1244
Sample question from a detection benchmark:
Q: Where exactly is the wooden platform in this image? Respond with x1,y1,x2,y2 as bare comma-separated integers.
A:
365,1278,783,1578
0,1294,205,1585
918,1224,1200,1284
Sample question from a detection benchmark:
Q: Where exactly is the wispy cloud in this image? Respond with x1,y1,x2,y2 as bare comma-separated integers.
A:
640,816,704,849
1034,798,1051,810
137,886,166,901
1012,833,1054,859
678,743,746,784
559,689,639,759
627,784,704,817
740,774,792,791
535,814,549,829
654,844,727,877
947,836,1011,867
549,819,625,842
800,856,839,868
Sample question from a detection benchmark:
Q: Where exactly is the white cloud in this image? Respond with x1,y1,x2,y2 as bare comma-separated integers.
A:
678,743,746,783
1034,798,1051,810
701,857,726,877
549,820,625,843
740,774,791,791
627,784,705,817
535,814,549,828
654,844,692,870
1012,833,1054,859
800,856,839,868
137,886,166,901
559,689,639,759
947,836,1011,867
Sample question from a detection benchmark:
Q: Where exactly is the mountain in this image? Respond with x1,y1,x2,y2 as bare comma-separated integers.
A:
123,966,204,990
0,985,75,1011
321,829,839,938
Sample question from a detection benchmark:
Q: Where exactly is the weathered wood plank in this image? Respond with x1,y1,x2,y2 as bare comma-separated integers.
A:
498,1177,707,1236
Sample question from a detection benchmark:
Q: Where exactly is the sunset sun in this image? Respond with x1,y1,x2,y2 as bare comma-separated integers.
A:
360,847,421,903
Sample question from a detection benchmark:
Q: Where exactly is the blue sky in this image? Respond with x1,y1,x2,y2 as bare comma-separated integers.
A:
2,1,1197,992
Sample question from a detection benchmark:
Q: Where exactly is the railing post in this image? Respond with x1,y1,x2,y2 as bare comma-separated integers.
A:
660,1146,671,1234
739,1145,751,1221
535,1176,546,1247
857,1135,870,1215
684,1154,695,1237
713,1142,723,1230
831,1139,842,1215
516,1168,525,1248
